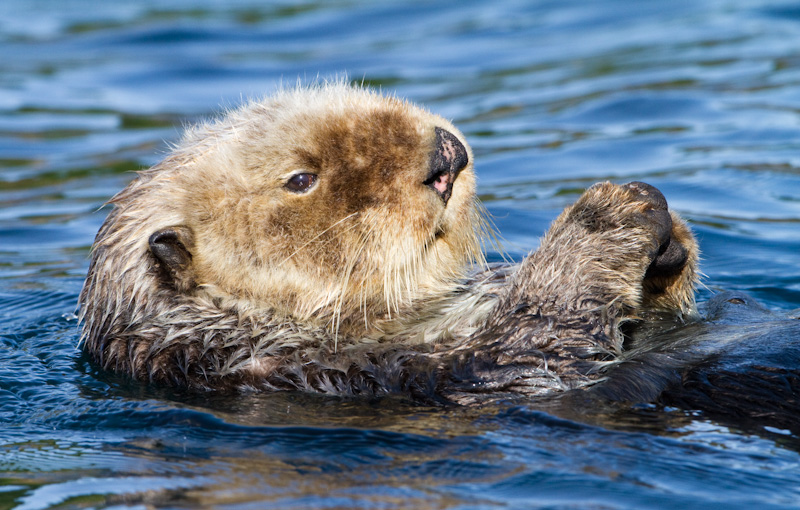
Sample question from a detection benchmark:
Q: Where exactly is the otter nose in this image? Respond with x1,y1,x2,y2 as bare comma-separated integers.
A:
424,127,469,205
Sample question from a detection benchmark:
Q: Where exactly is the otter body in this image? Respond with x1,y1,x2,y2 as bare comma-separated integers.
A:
79,83,700,403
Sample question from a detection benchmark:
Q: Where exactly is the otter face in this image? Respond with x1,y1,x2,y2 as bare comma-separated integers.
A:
143,85,487,330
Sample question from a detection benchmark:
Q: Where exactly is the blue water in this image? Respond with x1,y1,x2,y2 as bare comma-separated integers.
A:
3,0,800,508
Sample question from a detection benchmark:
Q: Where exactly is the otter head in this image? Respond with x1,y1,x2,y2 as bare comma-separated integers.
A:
117,84,488,334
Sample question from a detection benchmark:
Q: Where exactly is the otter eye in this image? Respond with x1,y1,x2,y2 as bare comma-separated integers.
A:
285,173,318,193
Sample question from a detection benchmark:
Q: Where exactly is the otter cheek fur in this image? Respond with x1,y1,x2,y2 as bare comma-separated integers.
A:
78,82,699,401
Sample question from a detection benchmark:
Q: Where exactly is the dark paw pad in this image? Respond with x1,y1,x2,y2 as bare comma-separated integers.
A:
646,236,689,277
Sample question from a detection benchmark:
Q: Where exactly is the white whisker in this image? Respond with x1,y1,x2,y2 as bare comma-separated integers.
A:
278,212,360,267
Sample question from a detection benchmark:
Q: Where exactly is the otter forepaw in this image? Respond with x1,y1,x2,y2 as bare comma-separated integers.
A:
526,181,699,316
573,181,681,263
622,182,688,276
623,181,671,243
616,182,698,315
587,181,698,315
569,181,675,261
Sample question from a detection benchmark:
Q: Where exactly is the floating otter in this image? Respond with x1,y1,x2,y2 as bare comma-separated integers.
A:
79,82,701,404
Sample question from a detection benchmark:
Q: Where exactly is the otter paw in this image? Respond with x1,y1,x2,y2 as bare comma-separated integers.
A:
617,182,698,315
623,181,671,241
573,181,671,254
559,181,696,305
622,182,689,276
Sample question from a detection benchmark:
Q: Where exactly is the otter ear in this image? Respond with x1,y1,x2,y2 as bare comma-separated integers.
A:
148,226,196,292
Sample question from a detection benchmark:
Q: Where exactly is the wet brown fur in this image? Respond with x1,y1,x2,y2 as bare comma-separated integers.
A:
79,82,699,403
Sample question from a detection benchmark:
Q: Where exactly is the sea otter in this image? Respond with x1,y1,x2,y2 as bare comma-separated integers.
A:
79,82,700,404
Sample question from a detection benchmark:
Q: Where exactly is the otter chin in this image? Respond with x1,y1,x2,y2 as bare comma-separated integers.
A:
79,82,700,402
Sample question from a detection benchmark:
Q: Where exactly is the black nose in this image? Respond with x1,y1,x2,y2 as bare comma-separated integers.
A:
424,127,469,205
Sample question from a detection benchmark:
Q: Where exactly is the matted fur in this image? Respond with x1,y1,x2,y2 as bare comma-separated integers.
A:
79,82,699,403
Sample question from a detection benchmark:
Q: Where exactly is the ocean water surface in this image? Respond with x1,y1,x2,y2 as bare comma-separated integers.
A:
3,0,800,508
